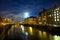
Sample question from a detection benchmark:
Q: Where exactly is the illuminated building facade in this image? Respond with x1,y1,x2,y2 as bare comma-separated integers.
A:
38,9,47,25
38,6,60,25
47,6,60,25
0,17,11,26
24,16,37,24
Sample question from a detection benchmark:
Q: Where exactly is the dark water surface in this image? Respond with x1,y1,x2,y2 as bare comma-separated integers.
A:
4,25,60,40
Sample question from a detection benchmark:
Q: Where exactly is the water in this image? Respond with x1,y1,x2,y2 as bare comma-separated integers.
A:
4,25,60,40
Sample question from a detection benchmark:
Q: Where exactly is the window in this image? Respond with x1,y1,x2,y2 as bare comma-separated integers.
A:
57,16,59,18
54,11,56,13
39,22,42,24
57,13,59,15
49,15,51,17
57,11,58,13
54,17,56,18
57,19,59,21
44,22,46,24
57,8,59,10
55,8,59,12
55,9,58,10
54,14,56,16
54,19,56,21
55,8,59,10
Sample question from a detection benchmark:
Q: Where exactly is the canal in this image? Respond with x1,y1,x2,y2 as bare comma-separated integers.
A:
4,25,60,40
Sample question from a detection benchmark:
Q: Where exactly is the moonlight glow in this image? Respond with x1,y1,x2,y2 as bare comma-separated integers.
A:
24,12,29,18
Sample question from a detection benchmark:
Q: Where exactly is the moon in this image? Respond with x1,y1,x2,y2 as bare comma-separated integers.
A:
24,12,29,18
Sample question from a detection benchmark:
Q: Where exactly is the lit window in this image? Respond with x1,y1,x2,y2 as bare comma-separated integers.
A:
54,11,56,13
57,13,59,15
54,14,56,16
39,22,42,24
54,19,56,21
54,17,56,18
44,22,46,24
57,16,59,18
57,8,59,10
55,9,58,10
49,15,51,17
57,19,59,21
57,11,58,13
55,8,59,10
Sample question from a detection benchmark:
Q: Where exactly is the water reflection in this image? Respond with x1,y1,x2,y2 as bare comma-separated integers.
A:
6,25,60,40
38,31,43,40
28,27,33,35
49,34,53,40
20,25,24,33
53,35,60,40
25,32,28,36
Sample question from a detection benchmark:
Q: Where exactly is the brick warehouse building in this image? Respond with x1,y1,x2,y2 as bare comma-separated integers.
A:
38,6,60,25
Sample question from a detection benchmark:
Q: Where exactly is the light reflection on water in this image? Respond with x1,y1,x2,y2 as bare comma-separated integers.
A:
7,25,60,40
39,31,42,38
28,27,33,35
53,35,60,40
20,25,24,33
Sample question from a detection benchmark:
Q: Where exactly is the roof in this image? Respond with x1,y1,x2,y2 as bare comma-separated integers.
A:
38,6,60,15
28,16,36,18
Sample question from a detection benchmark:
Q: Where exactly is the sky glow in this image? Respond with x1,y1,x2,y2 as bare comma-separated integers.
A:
24,12,29,18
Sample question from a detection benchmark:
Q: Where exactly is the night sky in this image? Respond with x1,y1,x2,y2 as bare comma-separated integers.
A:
0,0,60,21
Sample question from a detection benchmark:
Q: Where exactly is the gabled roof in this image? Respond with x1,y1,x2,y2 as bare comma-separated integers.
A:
38,8,47,15
38,6,60,15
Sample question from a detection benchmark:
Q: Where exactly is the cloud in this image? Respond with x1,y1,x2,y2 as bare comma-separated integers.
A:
12,13,24,21
0,11,24,21
0,11,14,17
